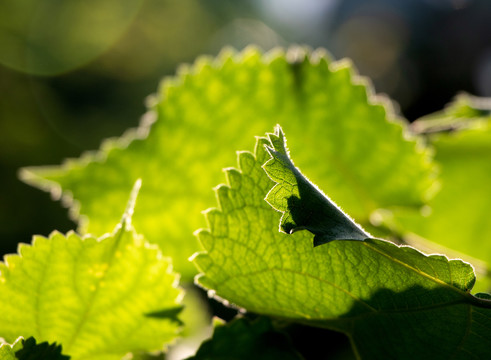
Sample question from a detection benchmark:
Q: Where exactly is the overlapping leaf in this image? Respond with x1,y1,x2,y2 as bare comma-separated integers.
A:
193,127,491,359
21,47,434,278
0,337,23,360
392,94,491,286
3,337,70,360
0,207,182,360
264,128,369,246
412,93,491,134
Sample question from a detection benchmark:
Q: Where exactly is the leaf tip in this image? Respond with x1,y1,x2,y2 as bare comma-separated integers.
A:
121,179,142,229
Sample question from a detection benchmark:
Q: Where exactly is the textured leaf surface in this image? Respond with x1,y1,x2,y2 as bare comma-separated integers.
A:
264,127,369,246
193,128,491,359
394,94,491,284
0,219,182,360
187,317,302,360
21,47,434,278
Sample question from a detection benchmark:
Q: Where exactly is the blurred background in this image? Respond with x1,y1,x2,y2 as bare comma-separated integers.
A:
1,0,491,283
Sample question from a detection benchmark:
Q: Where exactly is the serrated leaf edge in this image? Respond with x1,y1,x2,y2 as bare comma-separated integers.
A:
19,46,437,232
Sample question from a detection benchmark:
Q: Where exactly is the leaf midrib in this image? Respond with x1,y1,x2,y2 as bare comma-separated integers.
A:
208,236,491,322
34,239,55,339
362,241,481,305
63,227,126,353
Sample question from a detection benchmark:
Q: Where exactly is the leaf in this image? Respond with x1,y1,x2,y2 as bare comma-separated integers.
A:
15,337,70,360
187,317,303,360
412,93,491,134
392,94,491,288
193,127,491,359
20,47,435,278
0,190,182,360
0,337,69,360
264,127,369,246
0,337,23,360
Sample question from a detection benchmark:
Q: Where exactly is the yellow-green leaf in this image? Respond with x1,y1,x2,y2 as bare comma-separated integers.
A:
193,127,491,359
0,218,182,360
21,47,434,279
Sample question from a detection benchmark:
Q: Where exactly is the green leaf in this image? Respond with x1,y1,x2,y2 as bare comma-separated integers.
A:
193,127,491,359
0,337,69,360
392,94,491,287
187,317,303,360
0,200,182,360
412,93,491,134
20,47,434,278
264,127,369,246
0,337,23,360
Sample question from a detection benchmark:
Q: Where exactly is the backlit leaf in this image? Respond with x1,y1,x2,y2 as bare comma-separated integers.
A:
193,127,491,359
0,201,182,360
0,337,23,360
21,47,434,278
393,94,491,289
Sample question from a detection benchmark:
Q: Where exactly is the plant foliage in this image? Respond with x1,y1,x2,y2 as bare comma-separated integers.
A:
188,317,302,360
20,47,434,278
392,94,491,284
193,126,491,359
1,336,70,360
5,47,491,359
0,184,182,360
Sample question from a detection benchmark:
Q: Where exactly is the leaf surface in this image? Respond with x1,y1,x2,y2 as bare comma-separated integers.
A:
394,94,491,286
187,317,302,360
0,215,182,360
264,128,369,246
21,47,434,278
0,337,23,360
193,127,491,359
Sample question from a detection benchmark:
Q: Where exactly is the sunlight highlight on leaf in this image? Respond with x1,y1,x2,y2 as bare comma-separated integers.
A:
0,211,182,360
393,94,491,289
193,127,491,359
20,47,435,279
